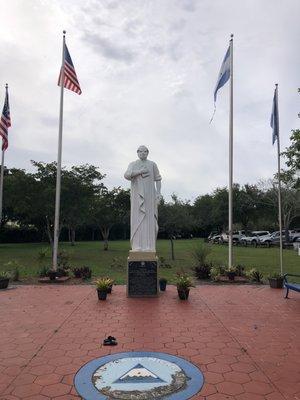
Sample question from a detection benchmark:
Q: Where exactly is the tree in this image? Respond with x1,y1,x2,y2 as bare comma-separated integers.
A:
282,129,300,188
159,195,195,259
90,187,129,250
261,177,300,242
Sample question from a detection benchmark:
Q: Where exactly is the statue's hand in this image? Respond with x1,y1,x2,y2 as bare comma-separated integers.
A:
156,193,162,202
140,166,150,178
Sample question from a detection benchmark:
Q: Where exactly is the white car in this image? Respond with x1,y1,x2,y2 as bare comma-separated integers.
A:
240,231,270,247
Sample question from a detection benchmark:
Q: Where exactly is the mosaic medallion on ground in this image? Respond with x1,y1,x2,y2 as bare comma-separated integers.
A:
74,351,204,399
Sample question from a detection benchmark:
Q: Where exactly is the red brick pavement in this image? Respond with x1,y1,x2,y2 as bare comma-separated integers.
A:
0,284,299,400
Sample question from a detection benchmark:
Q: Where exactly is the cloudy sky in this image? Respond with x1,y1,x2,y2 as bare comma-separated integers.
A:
1,0,299,201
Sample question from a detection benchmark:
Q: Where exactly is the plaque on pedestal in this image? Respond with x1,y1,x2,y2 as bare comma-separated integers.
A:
127,252,158,297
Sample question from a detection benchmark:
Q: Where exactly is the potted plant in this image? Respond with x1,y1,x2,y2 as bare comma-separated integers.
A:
106,278,114,294
225,266,237,281
247,268,263,283
176,273,195,300
159,277,167,291
0,271,10,289
268,273,284,289
95,277,112,300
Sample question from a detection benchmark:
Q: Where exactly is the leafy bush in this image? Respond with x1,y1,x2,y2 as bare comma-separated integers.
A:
56,267,69,277
72,267,82,278
247,268,264,282
38,266,50,277
175,273,195,289
235,264,245,276
4,260,21,281
191,243,211,266
95,277,114,291
210,267,220,281
81,266,92,279
0,271,10,279
57,251,70,269
193,263,212,280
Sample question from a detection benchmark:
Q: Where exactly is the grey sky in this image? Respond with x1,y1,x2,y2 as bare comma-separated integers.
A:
1,0,299,201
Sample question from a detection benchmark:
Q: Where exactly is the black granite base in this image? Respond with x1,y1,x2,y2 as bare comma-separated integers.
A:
127,260,158,297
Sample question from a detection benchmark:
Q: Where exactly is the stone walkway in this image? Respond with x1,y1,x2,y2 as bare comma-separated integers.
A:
0,284,299,400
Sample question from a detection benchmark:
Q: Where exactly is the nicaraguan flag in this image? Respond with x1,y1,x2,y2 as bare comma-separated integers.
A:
270,87,279,145
214,46,231,103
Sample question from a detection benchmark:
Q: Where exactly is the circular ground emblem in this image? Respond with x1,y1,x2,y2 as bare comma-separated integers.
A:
74,351,204,399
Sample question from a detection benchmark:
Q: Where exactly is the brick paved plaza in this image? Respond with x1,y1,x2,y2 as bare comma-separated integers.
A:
0,284,299,400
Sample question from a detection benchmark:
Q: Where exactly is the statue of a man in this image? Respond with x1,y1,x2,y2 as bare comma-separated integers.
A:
124,145,162,252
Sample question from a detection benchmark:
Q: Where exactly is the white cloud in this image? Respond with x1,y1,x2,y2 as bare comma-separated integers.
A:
0,0,299,201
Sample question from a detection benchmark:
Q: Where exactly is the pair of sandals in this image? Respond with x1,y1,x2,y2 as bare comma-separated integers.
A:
103,336,118,346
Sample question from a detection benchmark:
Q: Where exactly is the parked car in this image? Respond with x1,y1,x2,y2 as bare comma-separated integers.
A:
290,229,300,242
208,232,219,241
219,231,245,244
260,231,286,247
209,234,222,244
240,231,270,247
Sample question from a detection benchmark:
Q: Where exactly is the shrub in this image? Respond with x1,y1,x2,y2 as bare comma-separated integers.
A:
0,271,10,279
236,264,245,276
4,260,21,281
191,243,211,266
57,251,70,269
38,266,50,277
247,268,264,283
193,264,212,280
210,267,220,281
56,267,69,277
175,273,195,289
81,266,92,279
95,277,114,291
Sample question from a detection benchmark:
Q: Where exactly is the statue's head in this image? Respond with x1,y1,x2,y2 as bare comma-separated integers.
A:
137,145,149,160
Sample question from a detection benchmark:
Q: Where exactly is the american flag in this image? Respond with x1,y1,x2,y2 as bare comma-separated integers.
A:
58,44,82,95
0,86,11,151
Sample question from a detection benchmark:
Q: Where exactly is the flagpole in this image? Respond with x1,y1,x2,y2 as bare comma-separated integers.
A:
228,34,234,268
52,31,66,271
0,148,5,226
275,84,283,275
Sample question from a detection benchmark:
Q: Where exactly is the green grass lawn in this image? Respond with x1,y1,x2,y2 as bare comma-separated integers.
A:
0,239,298,284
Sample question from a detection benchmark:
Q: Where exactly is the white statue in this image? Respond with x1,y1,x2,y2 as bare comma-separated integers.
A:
124,146,162,252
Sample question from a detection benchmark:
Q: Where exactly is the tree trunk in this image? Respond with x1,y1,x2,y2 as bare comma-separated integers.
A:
68,226,71,243
170,236,175,260
100,227,110,251
71,228,76,246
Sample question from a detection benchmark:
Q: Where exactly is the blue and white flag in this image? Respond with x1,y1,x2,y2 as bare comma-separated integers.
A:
270,86,279,145
210,46,231,123
214,46,231,103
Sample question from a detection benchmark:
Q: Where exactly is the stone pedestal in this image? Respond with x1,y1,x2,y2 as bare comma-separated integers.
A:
127,251,158,297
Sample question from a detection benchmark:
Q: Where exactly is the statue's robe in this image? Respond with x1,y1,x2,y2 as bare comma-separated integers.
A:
124,159,161,252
